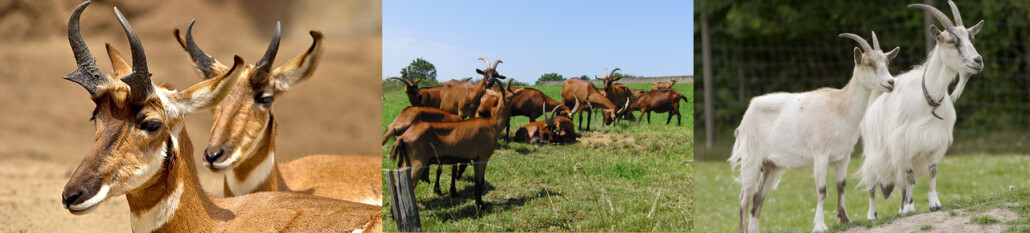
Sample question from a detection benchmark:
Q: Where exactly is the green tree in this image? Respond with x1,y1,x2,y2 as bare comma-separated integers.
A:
400,57,440,86
536,73,565,85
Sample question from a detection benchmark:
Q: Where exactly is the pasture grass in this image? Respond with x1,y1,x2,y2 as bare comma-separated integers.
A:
696,154,1030,232
381,83,693,231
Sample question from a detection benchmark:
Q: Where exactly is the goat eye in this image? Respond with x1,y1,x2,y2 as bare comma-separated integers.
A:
140,120,163,132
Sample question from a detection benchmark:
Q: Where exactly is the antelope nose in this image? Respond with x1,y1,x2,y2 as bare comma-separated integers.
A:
62,191,82,208
204,148,223,164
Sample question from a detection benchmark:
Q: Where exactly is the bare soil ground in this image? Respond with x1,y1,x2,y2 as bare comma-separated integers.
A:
840,208,1019,233
0,0,381,232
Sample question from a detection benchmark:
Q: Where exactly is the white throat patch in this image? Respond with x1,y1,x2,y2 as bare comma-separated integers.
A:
131,182,184,233
225,151,275,196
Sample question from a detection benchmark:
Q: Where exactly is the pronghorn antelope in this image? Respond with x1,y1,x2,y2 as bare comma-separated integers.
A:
439,58,506,118
172,19,381,205
59,2,381,232
391,80,523,207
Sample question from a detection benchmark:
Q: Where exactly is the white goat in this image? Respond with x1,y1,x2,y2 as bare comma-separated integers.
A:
859,1,983,220
730,32,898,233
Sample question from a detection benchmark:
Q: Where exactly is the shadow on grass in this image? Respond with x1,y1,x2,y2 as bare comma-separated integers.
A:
419,182,554,222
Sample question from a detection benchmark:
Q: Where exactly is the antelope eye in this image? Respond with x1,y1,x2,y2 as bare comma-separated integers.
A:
255,94,274,104
140,120,163,132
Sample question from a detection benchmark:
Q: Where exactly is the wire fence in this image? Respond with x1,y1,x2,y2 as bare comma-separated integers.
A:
695,0,1030,158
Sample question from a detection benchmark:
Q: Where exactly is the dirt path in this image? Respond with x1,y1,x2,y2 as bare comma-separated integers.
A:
840,208,1019,233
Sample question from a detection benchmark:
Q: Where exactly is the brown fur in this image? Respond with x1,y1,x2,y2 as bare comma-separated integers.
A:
382,106,468,195
560,78,620,131
650,80,677,91
392,81,523,206
514,120,552,144
626,88,688,125
174,24,381,204
393,77,442,108
439,58,505,118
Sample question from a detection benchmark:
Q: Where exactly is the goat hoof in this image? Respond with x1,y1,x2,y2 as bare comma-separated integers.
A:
929,205,941,211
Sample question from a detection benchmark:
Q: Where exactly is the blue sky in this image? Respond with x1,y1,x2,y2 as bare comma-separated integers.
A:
383,1,692,83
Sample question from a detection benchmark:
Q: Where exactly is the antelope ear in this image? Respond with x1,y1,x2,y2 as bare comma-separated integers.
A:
929,25,943,41
885,46,900,61
968,19,984,36
268,31,323,93
105,43,131,78
166,56,244,117
853,47,864,65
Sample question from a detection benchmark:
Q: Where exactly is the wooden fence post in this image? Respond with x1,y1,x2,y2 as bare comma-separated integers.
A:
387,167,422,232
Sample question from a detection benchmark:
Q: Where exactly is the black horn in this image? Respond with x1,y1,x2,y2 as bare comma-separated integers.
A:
255,21,282,81
114,6,153,104
64,1,108,97
184,19,219,79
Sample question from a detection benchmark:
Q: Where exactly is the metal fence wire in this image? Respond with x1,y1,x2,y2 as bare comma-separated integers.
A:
695,0,1030,158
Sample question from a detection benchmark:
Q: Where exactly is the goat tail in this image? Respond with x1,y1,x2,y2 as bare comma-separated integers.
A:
391,139,407,168
678,95,689,104
729,127,762,194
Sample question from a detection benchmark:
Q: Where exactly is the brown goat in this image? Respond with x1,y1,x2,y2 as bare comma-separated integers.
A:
599,68,634,121
477,87,571,136
627,88,689,125
513,121,551,145
560,78,626,131
382,106,471,195
650,80,678,90
391,80,522,207
390,73,443,108
515,101,580,144
439,58,505,118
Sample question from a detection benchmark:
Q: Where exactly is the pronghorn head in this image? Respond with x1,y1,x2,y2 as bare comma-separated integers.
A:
173,19,323,171
61,1,242,214
910,0,984,75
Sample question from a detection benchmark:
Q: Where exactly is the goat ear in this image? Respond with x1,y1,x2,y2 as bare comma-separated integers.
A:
167,56,244,118
929,25,942,41
476,69,485,75
270,31,324,93
968,19,984,36
853,47,864,65
885,46,900,61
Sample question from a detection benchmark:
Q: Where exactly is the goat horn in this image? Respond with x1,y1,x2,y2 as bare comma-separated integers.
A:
64,1,108,97
493,60,502,70
839,33,872,52
948,0,963,26
184,19,219,79
617,97,630,115
609,68,621,79
478,57,491,69
570,96,581,114
549,105,561,119
871,31,881,51
388,77,410,86
255,21,281,80
909,3,956,29
114,6,154,103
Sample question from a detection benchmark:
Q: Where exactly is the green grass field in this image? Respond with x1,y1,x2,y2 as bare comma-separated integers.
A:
381,82,693,231
696,154,1030,232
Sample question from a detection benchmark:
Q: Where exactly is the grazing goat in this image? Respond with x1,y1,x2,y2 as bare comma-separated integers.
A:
626,88,689,125
382,106,469,195
859,1,984,220
440,58,505,118
651,80,678,91
729,32,898,233
390,67,443,108
560,78,625,131
391,80,523,207
477,86,572,136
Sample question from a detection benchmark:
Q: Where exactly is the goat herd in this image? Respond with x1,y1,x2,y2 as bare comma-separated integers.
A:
730,1,985,233
383,59,688,207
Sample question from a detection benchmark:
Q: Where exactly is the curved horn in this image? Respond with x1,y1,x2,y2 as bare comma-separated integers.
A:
871,31,880,51
839,33,872,52
571,96,582,113
948,0,963,26
114,6,153,103
492,60,502,70
617,97,630,115
504,79,514,93
478,57,491,68
388,77,411,86
549,105,561,119
255,21,282,78
909,3,956,29
609,68,621,78
64,1,108,96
